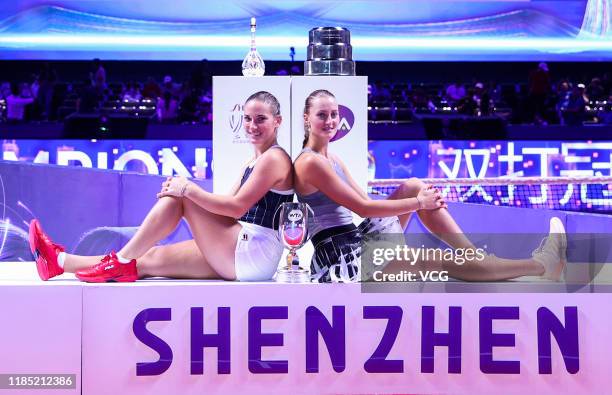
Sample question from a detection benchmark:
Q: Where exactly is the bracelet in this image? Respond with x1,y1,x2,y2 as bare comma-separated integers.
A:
415,196,422,210
180,182,189,197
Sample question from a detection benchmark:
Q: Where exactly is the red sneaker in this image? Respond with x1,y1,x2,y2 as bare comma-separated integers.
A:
29,219,65,281
75,252,137,283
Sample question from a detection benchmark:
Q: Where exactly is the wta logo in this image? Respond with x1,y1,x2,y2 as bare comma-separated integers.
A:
229,104,249,144
287,209,304,222
330,105,354,142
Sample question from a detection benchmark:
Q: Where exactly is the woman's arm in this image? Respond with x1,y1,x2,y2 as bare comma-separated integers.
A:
330,153,370,200
227,157,254,196
296,154,420,218
159,150,290,218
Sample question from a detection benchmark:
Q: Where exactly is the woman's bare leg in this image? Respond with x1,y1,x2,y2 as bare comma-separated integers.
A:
181,198,242,280
118,196,184,259
385,178,545,280
388,178,474,249
65,240,227,279
63,196,184,272
137,240,220,279
63,255,105,273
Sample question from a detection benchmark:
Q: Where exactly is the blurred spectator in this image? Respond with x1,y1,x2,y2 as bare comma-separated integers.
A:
92,58,106,92
122,82,142,102
201,89,212,104
586,77,606,101
412,87,435,113
162,75,180,97
528,62,551,124
157,91,178,123
1,82,10,99
2,63,611,127
457,88,477,116
556,80,571,117
562,84,586,126
602,72,611,96
37,62,57,120
200,89,212,124
30,74,40,100
445,82,466,102
557,80,571,99
142,77,161,99
179,88,201,123
371,82,392,102
487,81,502,104
177,80,193,102
190,59,211,92
77,79,100,113
473,82,492,116
6,82,34,121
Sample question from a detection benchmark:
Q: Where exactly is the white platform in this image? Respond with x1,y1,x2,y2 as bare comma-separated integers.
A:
0,262,607,395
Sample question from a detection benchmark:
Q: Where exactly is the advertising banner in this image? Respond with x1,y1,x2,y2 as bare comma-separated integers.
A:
80,283,606,395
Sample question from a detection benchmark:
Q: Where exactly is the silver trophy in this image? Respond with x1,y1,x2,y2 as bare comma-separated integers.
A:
275,202,312,283
304,27,355,76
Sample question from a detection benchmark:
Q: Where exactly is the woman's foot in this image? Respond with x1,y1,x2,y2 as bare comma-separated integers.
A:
532,217,567,281
28,219,65,280
75,252,137,283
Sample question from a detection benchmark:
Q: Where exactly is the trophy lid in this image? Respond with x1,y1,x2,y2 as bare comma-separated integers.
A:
308,27,351,45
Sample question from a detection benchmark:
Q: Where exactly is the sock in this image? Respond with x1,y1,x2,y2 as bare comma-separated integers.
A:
115,253,133,264
57,252,66,269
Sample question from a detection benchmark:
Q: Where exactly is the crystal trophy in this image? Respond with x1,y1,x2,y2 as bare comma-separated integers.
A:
241,17,265,77
275,202,312,283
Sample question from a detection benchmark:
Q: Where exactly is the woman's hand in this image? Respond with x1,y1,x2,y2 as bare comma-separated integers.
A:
415,185,447,210
157,176,191,199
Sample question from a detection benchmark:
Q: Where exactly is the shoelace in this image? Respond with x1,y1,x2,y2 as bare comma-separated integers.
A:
93,254,113,269
531,237,548,257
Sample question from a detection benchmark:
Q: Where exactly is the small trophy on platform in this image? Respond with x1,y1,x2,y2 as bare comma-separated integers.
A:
241,17,265,77
275,202,312,283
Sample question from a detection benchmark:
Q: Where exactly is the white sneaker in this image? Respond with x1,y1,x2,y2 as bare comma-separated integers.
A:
532,217,567,281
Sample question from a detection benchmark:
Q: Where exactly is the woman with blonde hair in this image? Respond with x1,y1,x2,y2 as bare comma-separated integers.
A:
294,89,565,283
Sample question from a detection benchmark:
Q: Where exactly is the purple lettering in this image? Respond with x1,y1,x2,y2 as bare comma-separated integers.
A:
363,306,403,373
190,307,231,375
133,308,173,376
421,306,462,373
248,306,288,374
479,306,520,374
305,306,346,373
537,306,579,374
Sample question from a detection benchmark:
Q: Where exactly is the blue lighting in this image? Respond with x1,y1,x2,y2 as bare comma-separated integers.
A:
0,1,609,60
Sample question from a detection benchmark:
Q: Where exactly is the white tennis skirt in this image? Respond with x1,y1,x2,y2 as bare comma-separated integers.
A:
234,221,283,281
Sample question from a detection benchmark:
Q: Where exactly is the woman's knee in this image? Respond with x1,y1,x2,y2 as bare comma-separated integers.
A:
181,197,199,218
156,195,184,214
397,177,425,198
